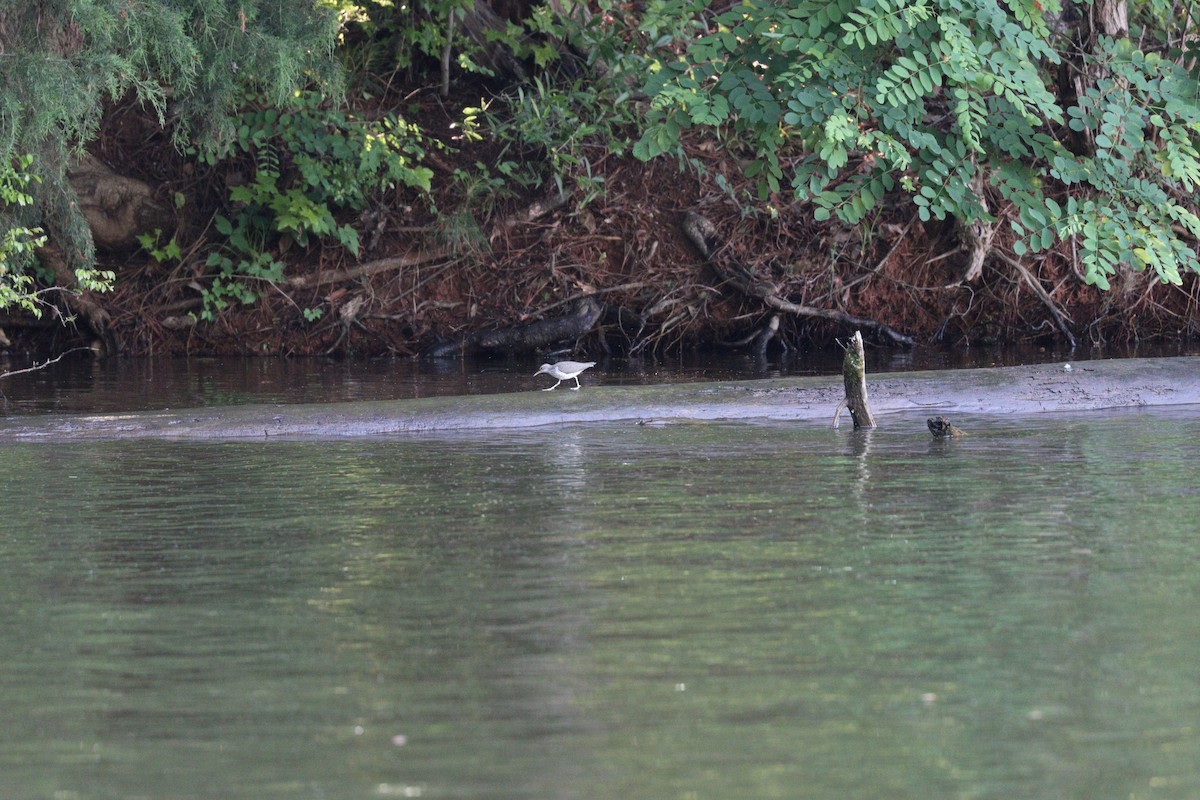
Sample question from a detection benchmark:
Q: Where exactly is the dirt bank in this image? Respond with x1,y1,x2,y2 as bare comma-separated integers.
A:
3,357,1197,442
6,89,1200,361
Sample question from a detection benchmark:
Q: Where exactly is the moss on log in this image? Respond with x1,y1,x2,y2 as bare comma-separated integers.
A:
833,330,876,429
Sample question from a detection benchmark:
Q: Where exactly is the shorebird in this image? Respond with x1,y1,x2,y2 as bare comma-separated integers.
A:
534,360,596,391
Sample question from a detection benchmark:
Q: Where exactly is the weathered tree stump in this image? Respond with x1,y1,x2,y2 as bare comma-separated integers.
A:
832,330,876,429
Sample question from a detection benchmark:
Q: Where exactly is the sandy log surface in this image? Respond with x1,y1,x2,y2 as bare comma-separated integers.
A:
3,357,1199,442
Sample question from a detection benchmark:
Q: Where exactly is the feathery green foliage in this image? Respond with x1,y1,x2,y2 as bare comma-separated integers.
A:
635,0,1200,288
0,0,341,311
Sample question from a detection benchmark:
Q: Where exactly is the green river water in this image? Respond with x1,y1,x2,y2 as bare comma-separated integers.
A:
3,408,1200,799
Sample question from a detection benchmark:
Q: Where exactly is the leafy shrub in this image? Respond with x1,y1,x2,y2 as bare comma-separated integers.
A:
1,156,46,314
635,0,1200,289
2,154,113,315
194,93,433,320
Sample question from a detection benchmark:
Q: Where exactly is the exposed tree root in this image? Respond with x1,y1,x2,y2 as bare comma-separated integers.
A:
681,211,914,346
959,173,996,284
39,242,114,351
995,251,1077,349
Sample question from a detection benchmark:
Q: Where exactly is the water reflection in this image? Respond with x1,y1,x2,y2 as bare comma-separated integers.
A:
2,412,1200,798
5,340,1199,416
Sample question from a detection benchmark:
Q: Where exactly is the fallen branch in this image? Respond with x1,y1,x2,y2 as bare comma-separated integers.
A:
284,250,448,290
0,347,92,381
995,251,1077,349
0,313,61,330
286,190,572,291
681,212,913,346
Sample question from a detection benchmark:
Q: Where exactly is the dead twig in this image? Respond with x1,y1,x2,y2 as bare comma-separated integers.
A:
285,250,449,290
681,211,914,346
995,251,1077,349
0,347,93,381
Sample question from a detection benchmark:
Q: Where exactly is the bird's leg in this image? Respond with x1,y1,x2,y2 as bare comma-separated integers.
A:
542,380,561,391
570,376,583,390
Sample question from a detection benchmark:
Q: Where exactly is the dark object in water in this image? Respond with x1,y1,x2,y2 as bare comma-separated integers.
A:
927,416,965,438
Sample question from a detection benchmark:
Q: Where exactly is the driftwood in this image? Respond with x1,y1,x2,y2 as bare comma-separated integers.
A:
425,296,602,358
832,330,877,429
681,212,913,346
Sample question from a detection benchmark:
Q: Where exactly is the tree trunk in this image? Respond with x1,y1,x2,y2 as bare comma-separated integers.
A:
1094,0,1128,37
457,0,527,81
66,155,174,250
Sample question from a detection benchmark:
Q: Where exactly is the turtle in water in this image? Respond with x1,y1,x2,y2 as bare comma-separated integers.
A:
927,416,965,438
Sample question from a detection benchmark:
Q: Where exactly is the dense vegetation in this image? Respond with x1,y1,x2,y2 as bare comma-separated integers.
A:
1,0,1199,357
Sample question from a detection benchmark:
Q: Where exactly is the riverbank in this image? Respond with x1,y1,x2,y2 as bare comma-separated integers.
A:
3,357,1198,441
7,97,1200,360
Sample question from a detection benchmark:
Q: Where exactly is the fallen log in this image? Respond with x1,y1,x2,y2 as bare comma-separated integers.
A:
425,296,602,358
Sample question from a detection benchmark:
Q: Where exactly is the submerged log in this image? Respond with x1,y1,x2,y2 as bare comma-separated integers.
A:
833,330,876,429
3,357,1197,441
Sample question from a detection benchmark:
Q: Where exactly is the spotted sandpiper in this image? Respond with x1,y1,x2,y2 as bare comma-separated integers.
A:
534,360,596,391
